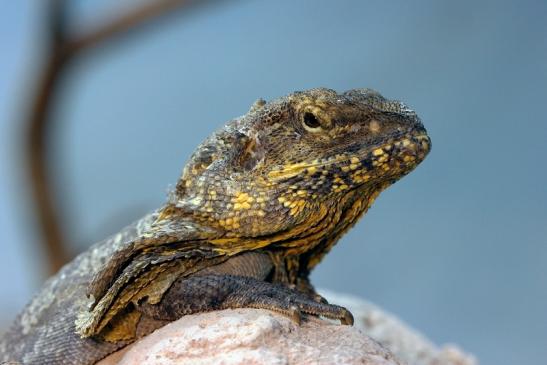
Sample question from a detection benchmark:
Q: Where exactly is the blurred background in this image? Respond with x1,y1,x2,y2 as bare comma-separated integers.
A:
1,1,546,364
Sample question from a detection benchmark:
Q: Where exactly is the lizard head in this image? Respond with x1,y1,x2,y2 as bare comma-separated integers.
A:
256,87,430,191
171,88,430,251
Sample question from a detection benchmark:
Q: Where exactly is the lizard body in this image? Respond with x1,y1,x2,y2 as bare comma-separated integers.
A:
0,88,430,364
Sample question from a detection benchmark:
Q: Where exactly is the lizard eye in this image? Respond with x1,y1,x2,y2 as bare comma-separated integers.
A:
302,112,322,131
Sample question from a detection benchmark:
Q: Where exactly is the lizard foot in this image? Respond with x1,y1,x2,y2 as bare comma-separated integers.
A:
137,274,354,325
240,279,353,325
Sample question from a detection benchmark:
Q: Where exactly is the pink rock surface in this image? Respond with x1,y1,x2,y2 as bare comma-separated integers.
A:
98,308,402,365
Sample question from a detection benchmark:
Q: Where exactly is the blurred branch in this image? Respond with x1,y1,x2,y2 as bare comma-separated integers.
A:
27,0,215,276
68,0,200,54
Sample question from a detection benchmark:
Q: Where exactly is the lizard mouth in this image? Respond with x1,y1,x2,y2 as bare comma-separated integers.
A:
267,128,430,183
364,129,431,167
351,128,431,183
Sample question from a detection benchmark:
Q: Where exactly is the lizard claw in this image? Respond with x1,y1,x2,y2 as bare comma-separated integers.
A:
288,305,302,325
340,308,354,326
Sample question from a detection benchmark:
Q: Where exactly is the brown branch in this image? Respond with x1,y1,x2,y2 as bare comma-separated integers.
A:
27,0,217,276
68,0,202,54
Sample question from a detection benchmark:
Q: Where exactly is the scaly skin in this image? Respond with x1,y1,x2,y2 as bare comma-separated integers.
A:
0,88,430,364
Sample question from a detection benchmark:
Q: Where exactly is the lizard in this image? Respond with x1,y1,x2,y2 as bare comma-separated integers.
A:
0,87,431,365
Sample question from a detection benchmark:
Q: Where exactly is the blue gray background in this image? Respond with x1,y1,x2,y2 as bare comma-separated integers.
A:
1,1,546,364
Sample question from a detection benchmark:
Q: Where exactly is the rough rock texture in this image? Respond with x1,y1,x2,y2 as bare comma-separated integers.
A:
98,291,477,365
98,309,400,365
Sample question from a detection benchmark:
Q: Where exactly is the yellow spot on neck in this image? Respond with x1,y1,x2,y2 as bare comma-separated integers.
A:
233,192,250,203
268,162,309,180
233,202,251,210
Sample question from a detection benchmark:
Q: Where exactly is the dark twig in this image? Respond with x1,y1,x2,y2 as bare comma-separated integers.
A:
27,0,214,275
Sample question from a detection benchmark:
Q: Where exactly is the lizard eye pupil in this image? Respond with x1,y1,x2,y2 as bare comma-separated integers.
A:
303,113,321,129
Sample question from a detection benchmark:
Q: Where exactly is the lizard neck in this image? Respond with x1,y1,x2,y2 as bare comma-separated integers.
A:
274,183,387,283
205,181,386,285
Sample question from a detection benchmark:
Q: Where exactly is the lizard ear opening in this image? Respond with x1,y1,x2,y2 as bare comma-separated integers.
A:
235,132,264,172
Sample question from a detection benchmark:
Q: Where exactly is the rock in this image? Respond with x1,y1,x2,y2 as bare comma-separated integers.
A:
98,291,477,365
98,308,402,365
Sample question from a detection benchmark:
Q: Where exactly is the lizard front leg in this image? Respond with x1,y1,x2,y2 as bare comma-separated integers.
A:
136,252,353,325
269,254,330,304
137,274,353,325
291,276,330,304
